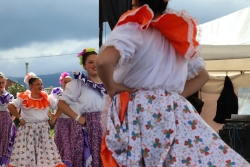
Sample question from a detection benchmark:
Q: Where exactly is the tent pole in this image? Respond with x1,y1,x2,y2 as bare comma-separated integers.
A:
99,0,103,48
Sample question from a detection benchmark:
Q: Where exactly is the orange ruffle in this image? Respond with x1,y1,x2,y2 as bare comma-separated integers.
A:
101,92,130,167
18,90,50,110
116,5,201,60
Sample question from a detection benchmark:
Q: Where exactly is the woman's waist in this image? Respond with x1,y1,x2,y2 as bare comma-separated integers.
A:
20,114,49,123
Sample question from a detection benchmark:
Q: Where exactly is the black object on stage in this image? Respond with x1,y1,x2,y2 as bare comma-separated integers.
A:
219,119,250,162
214,76,238,124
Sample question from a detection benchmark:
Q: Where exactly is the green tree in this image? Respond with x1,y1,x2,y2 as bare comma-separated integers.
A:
7,81,26,128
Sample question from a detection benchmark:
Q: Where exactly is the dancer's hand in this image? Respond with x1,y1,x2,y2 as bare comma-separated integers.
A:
19,118,26,126
107,82,136,99
77,116,86,126
48,118,56,126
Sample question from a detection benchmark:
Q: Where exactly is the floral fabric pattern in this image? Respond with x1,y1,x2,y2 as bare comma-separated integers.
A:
105,89,250,167
9,122,65,167
54,118,84,167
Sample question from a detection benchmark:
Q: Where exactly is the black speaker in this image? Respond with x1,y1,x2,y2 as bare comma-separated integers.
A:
219,129,250,162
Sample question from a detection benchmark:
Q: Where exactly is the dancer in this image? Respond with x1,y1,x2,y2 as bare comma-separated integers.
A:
49,72,88,167
8,72,66,167
58,47,106,167
96,0,250,166
0,73,17,167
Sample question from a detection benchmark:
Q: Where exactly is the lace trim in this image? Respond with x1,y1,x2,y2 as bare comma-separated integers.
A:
164,8,202,60
73,70,107,96
99,43,125,70
101,95,112,137
116,5,202,61
187,59,206,80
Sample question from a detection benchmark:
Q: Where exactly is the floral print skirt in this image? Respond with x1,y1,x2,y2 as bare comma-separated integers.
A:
105,89,250,167
0,111,17,167
9,122,66,167
54,118,85,167
82,112,103,167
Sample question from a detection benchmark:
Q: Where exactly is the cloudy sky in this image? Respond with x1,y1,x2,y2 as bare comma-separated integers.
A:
1,0,250,77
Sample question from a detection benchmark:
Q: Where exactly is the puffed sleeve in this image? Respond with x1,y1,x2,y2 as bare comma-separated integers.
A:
58,80,83,105
48,95,58,110
99,22,143,69
187,57,206,80
9,97,23,109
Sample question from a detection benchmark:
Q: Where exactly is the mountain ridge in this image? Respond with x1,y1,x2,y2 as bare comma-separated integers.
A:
6,71,88,88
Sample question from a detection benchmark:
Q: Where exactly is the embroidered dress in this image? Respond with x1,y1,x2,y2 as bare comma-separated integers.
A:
99,5,250,167
59,70,106,167
8,90,66,167
51,87,91,167
0,90,17,167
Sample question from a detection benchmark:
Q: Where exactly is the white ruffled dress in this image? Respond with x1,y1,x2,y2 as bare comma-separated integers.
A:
99,5,250,167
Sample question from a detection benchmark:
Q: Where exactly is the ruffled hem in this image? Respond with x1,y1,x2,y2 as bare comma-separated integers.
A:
17,90,50,110
73,70,107,96
8,165,67,167
116,5,202,60
0,90,13,106
98,43,125,70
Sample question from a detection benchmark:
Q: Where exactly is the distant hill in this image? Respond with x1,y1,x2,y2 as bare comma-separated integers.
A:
7,71,88,88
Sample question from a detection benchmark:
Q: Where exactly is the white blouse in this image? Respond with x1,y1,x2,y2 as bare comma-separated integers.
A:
10,93,57,123
99,22,205,93
59,79,104,115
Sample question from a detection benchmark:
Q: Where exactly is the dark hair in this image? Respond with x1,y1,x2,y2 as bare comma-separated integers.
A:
82,51,97,65
29,77,40,85
138,0,168,14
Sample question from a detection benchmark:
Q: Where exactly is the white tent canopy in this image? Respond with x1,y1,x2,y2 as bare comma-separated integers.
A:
199,6,250,64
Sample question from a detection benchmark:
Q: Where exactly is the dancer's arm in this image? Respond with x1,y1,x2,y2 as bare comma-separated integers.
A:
180,69,210,98
8,104,25,125
57,100,86,126
96,46,136,98
48,109,62,126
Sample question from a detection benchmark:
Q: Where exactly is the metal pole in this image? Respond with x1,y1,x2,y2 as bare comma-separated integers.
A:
99,0,103,48
25,62,29,90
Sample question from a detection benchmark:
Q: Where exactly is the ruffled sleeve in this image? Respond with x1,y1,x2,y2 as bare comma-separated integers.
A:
10,97,23,109
48,95,58,110
187,57,206,80
99,22,143,69
58,79,85,105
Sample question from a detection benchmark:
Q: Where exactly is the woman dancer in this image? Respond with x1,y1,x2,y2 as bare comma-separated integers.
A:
96,0,250,166
58,47,106,167
0,73,17,167
49,72,87,167
8,72,66,167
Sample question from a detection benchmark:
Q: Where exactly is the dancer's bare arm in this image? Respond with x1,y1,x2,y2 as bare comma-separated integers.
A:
180,69,210,98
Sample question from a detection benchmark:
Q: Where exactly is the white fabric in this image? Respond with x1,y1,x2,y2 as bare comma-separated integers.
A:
59,79,104,114
0,93,13,112
187,57,206,80
99,22,205,93
10,95,57,123
200,6,250,60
